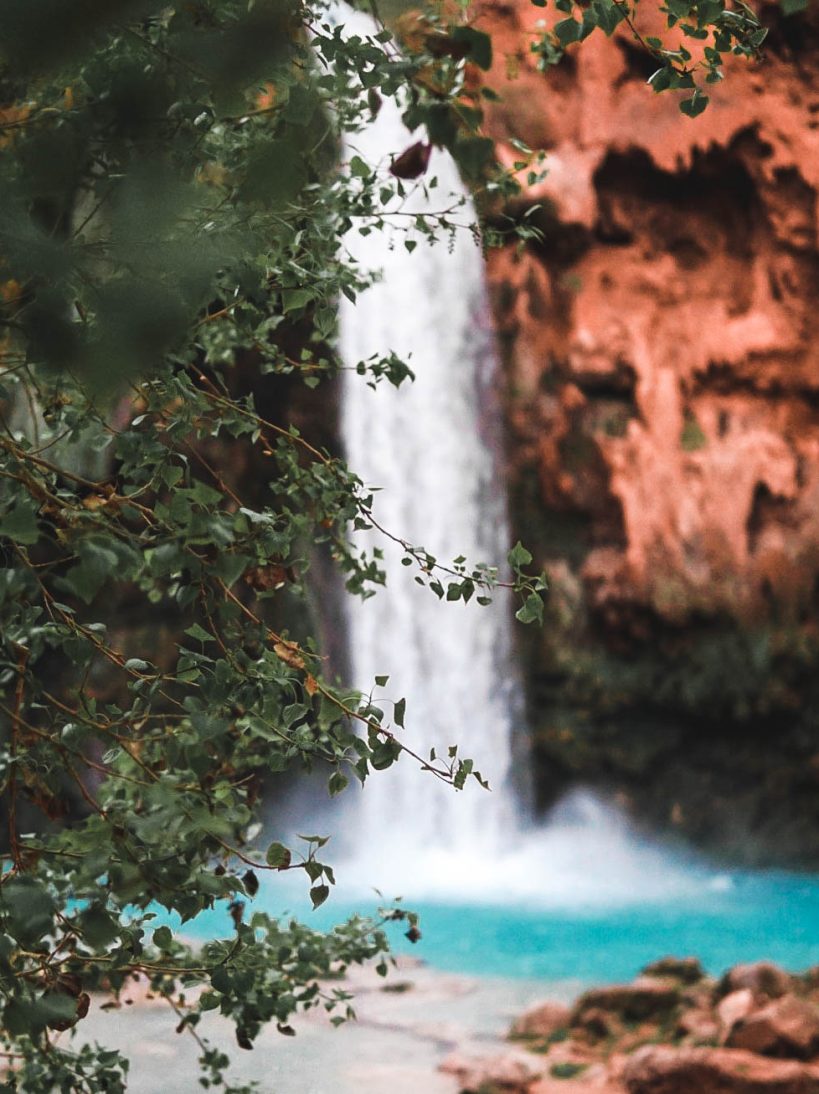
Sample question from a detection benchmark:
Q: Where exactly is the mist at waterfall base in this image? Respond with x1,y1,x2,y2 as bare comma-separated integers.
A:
180,789,819,984
178,7,819,987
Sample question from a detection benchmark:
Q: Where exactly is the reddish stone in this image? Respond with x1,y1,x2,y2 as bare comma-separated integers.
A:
642,957,705,986
572,979,680,1025
439,1049,543,1092
718,990,758,1043
721,964,794,1003
531,1079,625,1094
623,1045,819,1094
726,996,819,1060
677,1007,720,1046
511,1000,572,1039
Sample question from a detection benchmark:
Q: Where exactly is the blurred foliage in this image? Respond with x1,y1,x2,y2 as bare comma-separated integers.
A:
0,0,777,1088
530,0,774,117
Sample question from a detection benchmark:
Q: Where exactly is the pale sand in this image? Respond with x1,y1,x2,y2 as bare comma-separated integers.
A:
74,962,580,1092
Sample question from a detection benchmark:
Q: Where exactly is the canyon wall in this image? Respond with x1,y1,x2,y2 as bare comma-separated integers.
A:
479,1,819,863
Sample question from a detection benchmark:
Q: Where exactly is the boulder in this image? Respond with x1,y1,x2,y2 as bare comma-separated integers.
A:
574,1006,618,1042
726,996,819,1060
642,957,705,986
623,1045,819,1094
718,990,757,1040
720,964,793,1002
531,1077,625,1094
573,979,680,1025
511,1000,572,1040
677,1006,720,1045
439,1049,543,1093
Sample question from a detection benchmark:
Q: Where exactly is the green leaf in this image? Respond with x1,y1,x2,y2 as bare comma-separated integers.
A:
679,92,709,117
2,499,39,544
60,538,121,604
153,926,173,950
451,27,493,70
265,842,292,868
215,551,251,586
515,592,544,626
508,541,533,569
394,697,406,728
328,771,349,796
310,884,330,908
453,135,496,181
648,66,673,92
79,906,120,948
349,155,371,178
0,878,55,945
124,658,149,672
282,288,314,314
554,17,582,44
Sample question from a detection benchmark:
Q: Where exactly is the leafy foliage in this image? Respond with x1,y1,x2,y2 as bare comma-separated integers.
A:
530,0,779,116
0,0,773,1087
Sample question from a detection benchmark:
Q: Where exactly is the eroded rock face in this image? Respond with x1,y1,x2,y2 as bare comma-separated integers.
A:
478,0,819,863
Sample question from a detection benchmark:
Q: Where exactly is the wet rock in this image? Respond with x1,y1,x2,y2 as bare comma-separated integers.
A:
642,957,704,986
726,996,819,1060
623,1045,819,1093
439,1049,543,1093
720,963,794,1003
511,1000,572,1040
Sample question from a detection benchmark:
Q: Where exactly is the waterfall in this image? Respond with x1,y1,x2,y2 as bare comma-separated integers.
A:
325,8,707,908
334,7,522,892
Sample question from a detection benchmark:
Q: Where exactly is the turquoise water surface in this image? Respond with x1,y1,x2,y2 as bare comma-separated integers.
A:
171,868,819,986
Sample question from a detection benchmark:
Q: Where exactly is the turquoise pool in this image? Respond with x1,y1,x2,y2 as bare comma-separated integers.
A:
170,866,819,985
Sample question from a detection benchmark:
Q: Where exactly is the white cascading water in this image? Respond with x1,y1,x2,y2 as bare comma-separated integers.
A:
330,6,714,906
336,6,520,891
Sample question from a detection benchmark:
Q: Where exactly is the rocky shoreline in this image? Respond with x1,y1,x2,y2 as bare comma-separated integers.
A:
443,957,819,1093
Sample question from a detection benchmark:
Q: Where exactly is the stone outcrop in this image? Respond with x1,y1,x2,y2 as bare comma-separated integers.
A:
511,1000,572,1039
573,979,682,1026
623,1046,819,1094
726,997,819,1060
477,0,819,863
468,959,819,1094
720,963,796,1003
643,957,704,986
440,1048,545,1092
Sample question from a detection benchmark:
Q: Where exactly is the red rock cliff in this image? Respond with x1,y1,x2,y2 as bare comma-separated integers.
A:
479,1,819,863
